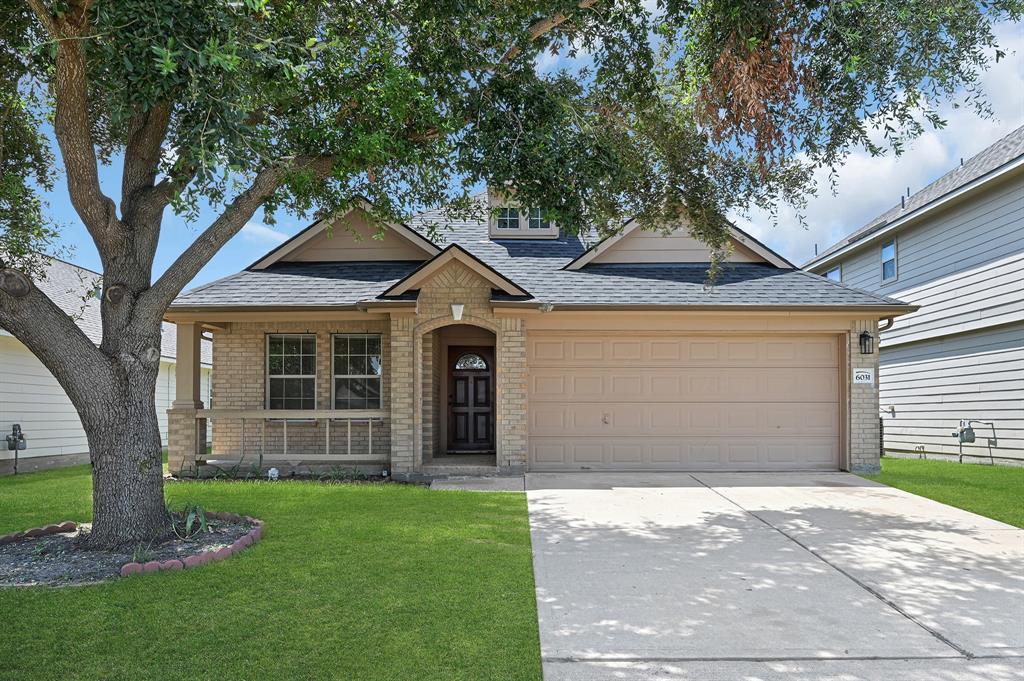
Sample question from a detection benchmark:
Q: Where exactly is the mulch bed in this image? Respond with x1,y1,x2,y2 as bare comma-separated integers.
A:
0,515,259,587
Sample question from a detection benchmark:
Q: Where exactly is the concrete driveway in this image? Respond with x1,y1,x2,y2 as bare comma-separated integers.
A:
526,472,1024,680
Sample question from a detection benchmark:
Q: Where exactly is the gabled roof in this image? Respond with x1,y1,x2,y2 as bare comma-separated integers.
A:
3,256,211,364
249,200,440,270
805,124,1024,270
170,194,912,313
381,244,530,298
564,218,794,270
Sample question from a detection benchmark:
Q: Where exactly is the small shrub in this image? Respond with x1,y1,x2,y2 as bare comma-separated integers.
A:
170,503,210,540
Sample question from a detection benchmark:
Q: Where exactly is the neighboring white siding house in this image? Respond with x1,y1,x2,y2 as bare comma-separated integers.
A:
0,257,211,474
807,126,1024,465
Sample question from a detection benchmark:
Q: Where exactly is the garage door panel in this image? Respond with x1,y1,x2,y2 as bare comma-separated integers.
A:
529,367,838,402
528,437,840,471
528,333,841,472
528,336,839,368
529,401,838,437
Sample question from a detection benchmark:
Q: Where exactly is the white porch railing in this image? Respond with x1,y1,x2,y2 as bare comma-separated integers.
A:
194,409,388,466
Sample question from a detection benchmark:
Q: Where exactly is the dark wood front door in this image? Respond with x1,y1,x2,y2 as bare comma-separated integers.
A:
448,346,495,453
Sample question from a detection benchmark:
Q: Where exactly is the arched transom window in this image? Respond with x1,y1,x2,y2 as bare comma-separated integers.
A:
455,353,488,371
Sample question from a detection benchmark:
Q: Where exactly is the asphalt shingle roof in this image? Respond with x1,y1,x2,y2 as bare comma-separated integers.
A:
10,256,212,364
174,261,421,307
172,196,909,311
805,124,1024,267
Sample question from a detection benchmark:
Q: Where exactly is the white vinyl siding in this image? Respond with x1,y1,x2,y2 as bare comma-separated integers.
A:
879,323,1024,464
0,335,211,463
832,175,1024,346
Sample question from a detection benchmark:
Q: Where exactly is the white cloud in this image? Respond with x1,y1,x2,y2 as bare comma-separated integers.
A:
733,21,1024,266
240,221,289,244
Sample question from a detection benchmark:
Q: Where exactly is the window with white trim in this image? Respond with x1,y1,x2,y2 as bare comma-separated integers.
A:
267,334,316,410
528,208,550,230
825,266,841,282
881,239,897,282
496,207,520,230
333,334,382,409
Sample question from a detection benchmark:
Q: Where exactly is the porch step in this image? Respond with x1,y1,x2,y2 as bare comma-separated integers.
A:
419,464,502,477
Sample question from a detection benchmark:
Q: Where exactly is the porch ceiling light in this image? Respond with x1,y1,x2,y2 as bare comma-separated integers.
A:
451,303,465,321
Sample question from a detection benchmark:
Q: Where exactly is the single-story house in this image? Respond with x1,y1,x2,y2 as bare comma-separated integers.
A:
805,125,1024,465
0,256,212,474
165,191,914,477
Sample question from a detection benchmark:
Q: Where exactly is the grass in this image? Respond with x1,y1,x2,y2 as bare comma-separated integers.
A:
0,466,541,681
864,457,1024,528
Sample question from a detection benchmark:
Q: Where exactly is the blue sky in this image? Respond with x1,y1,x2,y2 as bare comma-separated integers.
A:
41,21,1023,289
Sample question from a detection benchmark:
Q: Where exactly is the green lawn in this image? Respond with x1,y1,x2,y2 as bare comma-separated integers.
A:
0,466,541,681
865,457,1024,528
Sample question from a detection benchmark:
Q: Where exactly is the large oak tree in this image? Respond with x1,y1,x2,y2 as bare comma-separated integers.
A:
1,0,1019,547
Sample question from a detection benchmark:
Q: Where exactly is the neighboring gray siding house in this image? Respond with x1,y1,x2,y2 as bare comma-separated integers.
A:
0,256,212,474
806,126,1024,465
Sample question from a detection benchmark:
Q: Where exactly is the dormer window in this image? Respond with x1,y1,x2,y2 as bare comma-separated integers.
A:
487,196,558,240
528,208,550,230
497,207,520,230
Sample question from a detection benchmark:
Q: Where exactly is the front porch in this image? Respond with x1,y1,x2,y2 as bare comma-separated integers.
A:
166,258,530,477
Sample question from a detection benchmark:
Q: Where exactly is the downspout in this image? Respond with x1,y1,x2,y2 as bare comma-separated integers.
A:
878,317,894,332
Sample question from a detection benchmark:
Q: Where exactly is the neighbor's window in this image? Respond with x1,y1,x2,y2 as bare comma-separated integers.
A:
496,207,520,230
825,266,841,282
333,334,382,409
528,208,550,230
881,239,897,281
267,334,316,410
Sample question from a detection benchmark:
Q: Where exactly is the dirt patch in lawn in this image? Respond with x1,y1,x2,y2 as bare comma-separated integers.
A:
0,517,255,587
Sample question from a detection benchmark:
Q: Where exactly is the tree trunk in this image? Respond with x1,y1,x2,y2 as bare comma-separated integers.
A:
81,349,169,548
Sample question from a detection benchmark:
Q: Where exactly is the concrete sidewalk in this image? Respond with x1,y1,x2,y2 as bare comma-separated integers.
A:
526,472,1024,680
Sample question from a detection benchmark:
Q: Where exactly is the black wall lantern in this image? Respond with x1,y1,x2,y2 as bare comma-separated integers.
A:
859,331,874,355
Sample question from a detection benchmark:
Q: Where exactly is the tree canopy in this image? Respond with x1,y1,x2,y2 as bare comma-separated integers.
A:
3,0,1020,278
0,0,1019,546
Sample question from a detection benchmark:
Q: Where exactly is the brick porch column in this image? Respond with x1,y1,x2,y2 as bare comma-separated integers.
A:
848,318,881,474
389,315,415,474
167,322,205,476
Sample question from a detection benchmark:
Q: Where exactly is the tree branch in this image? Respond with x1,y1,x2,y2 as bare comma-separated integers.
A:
0,268,115,411
50,14,118,243
24,0,58,36
120,103,172,269
141,155,335,317
500,0,598,65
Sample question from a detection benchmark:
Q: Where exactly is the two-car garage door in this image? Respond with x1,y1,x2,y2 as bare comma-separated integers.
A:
528,334,841,471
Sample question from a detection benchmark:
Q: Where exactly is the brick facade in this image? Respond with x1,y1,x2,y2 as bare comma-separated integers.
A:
848,318,882,474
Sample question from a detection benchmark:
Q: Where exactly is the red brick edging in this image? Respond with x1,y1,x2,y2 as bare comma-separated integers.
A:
0,521,77,545
0,515,263,578
119,513,265,577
